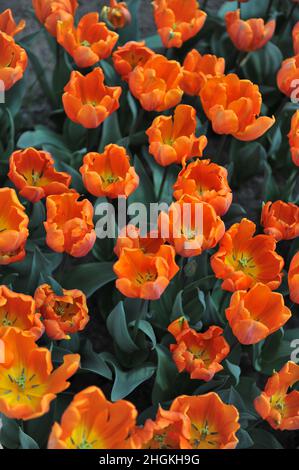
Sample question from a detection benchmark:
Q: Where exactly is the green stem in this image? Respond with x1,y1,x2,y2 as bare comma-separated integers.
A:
133,299,147,341
265,0,275,19
130,107,145,138
157,166,169,201
202,0,208,10
216,134,229,162
280,2,297,37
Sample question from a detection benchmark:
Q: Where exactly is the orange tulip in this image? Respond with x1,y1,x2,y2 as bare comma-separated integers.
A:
226,283,291,345
153,0,207,49
254,361,299,430
158,195,225,258
112,41,155,82
0,285,44,340
48,386,137,449
181,49,225,96
146,104,207,166
168,318,230,381
114,224,165,258
32,0,78,37
261,200,299,241
0,9,25,37
0,188,29,265
225,10,275,52
288,251,299,304
277,55,299,98
0,32,27,91
288,110,299,166
114,245,179,300
173,159,232,216
211,218,284,292
57,13,118,68
128,54,183,112
101,0,131,29
8,147,72,203
63,67,122,128
200,74,275,141
0,328,79,420
34,284,89,340
170,393,240,449
293,22,299,55
80,144,139,199
44,192,96,258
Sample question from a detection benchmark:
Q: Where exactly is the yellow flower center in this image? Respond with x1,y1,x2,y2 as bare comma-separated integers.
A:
135,271,157,285
100,173,120,187
226,251,257,278
81,40,91,47
0,367,42,404
190,420,219,449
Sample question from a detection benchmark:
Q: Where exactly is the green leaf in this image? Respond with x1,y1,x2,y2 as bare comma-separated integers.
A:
79,340,112,380
236,429,254,449
61,262,116,297
224,360,241,386
107,302,139,353
19,429,39,449
128,154,156,206
152,345,178,404
17,126,68,151
98,112,122,153
250,429,283,449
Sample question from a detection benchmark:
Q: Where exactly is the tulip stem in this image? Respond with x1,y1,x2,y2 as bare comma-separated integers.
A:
280,2,297,38
133,299,147,341
202,0,208,10
216,134,229,162
157,166,169,201
86,129,94,152
265,0,275,19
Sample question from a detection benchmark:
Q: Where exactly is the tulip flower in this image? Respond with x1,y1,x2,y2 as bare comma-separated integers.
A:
211,218,284,292
8,147,72,203
0,328,80,420
44,192,96,257
32,0,78,37
57,13,119,68
62,67,122,128
254,362,299,430
288,110,299,166
48,386,137,448
101,0,131,29
146,105,207,166
225,10,275,52
181,49,225,96
226,283,291,345
80,144,139,199
261,200,299,241
168,318,230,381
153,0,207,48
34,284,89,340
112,41,155,81
0,285,44,340
173,159,232,216
114,225,165,258
114,245,179,300
0,188,29,265
0,9,25,37
277,55,299,98
158,195,225,258
128,54,183,112
200,74,275,141
288,251,299,304
0,32,27,90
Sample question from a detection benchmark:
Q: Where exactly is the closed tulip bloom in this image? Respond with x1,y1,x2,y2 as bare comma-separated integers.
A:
254,362,299,430
0,9,25,37
277,55,299,98
101,0,131,29
0,188,29,265
225,10,275,52
57,13,118,68
226,283,291,345
114,224,165,258
63,67,122,128
153,0,207,49
200,74,275,141
0,328,79,420
34,284,89,340
261,200,299,241
0,285,44,340
288,251,299,304
112,41,155,81
158,195,225,258
173,159,232,216
8,147,72,203
146,105,207,166
171,393,240,449
181,49,225,96
0,32,27,90
168,318,230,381
48,386,137,449
128,54,183,112
293,22,299,55
211,218,284,292
114,245,179,300
80,144,139,199
288,110,299,166
33,0,78,37
44,192,96,258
